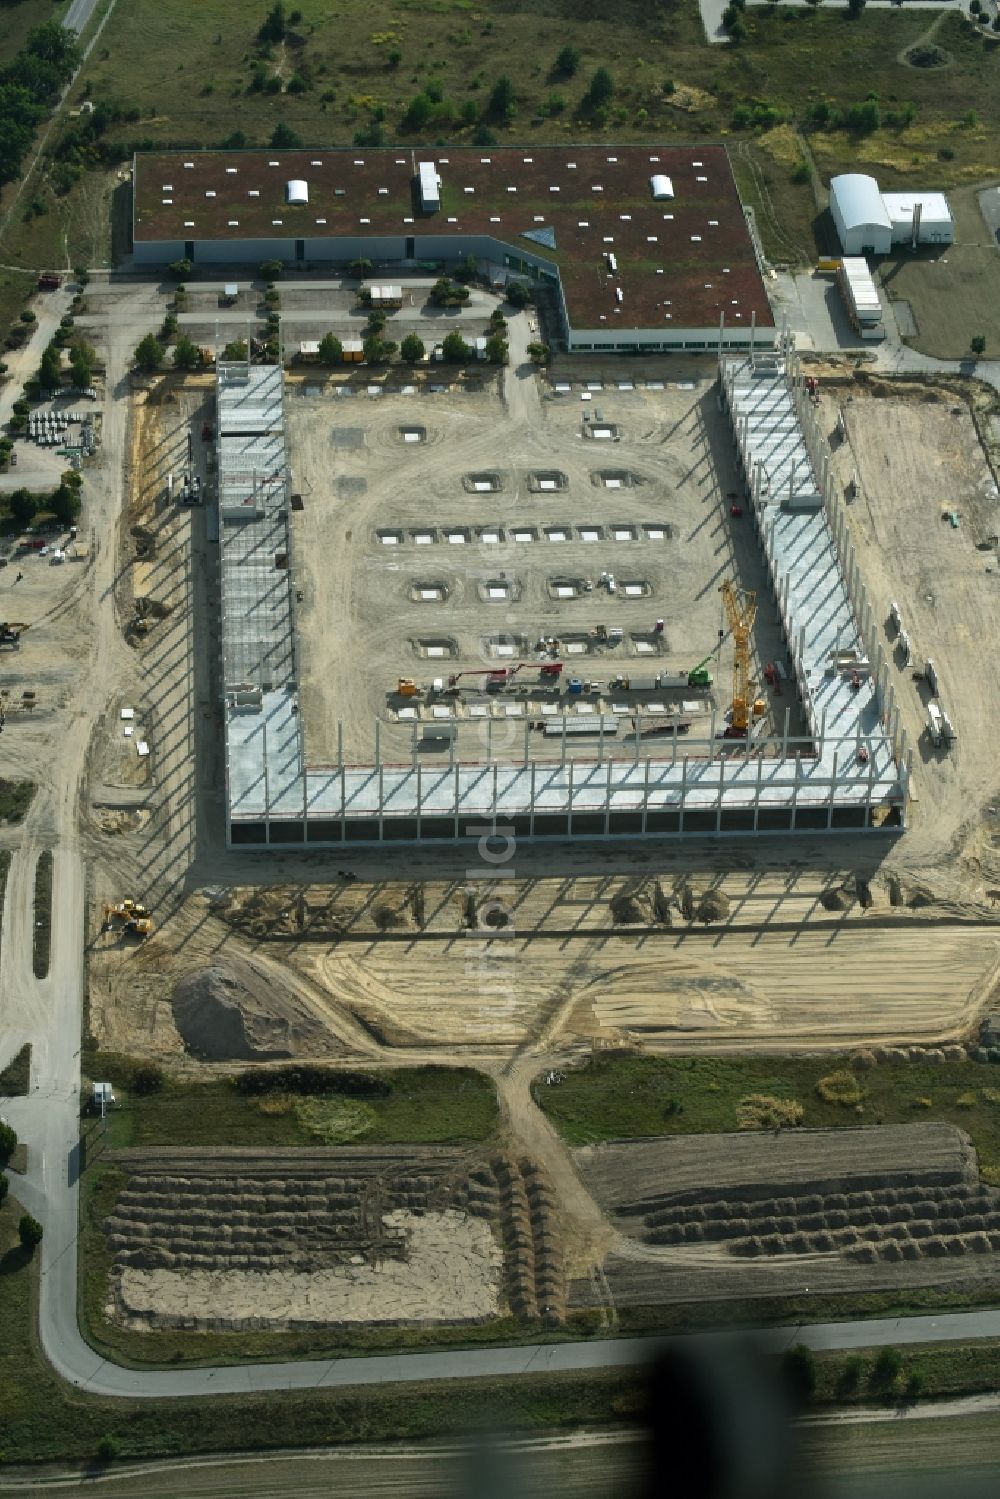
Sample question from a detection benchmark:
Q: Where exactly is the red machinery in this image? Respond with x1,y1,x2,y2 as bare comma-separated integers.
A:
730,503,744,519
448,662,563,690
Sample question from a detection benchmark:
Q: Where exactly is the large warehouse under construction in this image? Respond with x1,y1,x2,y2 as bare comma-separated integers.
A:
217,345,911,848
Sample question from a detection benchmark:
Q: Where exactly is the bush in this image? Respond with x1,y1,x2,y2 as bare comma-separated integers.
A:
838,1354,864,1394
781,1345,817,1406
96,1435,120,1463
132,1065,163,1096
232,1066,391,1098
817,1069,864,1106
554,45,580,78
18,1213,43,1250
0,1172,8,1206
735,1094,804,1130
270,123,302,149
167,258,192,279
0,1119,17,1164
872,1346,902,1387
222,338,248,361
19,310,36,325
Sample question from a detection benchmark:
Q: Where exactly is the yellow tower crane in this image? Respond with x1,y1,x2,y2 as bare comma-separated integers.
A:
719,580,766,736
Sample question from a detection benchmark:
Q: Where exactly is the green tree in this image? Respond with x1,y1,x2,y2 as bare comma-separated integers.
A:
258,2,286,43
0,1172,8,1206
847,0,866,16
363,335,395,364
554,45,580,78
971,335,987,357
221,129,247,149
584,67,614,109
348,258,373,280
222,339,248,361
167,258,192,279
400,333,425,362
96,1435,120,1463
259,259,283,277
50,479,81,526
134,333,164,372
781,1344,817,1408
0,1119,18,1163
527,340,550,364
504,281,531,309
484,333,508,364
172,335,199,371
69,340,94,390
19,310,36,325
488,74,515,117
366,308,387,335
38,344,61,392
18,1212,43,1250
441,330,471,362
318,332,343,364
402,92,432,131
873,1347,902,1388
454,252,478,283
8,489,37,527
270,122,303,149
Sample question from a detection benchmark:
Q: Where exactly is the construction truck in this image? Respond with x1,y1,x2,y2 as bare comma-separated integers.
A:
720,580,766,736
0,622,29,647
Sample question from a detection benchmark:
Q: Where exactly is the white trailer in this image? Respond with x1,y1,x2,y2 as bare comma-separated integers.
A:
925,657,940,697
927,702,944,747
888,600,902,633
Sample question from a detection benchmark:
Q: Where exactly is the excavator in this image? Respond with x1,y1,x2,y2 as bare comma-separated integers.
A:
0,622,29,647
719,580,767,738
102,898,154,938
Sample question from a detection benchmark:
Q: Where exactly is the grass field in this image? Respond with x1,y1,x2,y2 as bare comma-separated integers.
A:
0,779,35,824
31,848,52,980
877,183,1000,358
0,0,995,282
87,1054,499,1148
536,1052,1000,1180
0,1042,30,1097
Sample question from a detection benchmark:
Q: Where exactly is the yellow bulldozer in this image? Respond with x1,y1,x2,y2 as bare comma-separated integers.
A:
101,899,154,938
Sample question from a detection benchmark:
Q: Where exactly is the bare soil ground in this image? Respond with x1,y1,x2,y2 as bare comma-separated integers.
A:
823,376,1000,880
576,1123,975,1213
569,1124,1000,1312
98,1145,562,1333
286,375,793,765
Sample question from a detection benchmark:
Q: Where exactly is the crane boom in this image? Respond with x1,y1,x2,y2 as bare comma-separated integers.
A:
720,580,757,732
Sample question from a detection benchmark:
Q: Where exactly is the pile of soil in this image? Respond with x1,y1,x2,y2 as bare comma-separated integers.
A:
171,962,317,1061
695,889,730,923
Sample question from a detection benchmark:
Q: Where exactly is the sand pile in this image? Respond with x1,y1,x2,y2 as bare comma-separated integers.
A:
171,962,321,1060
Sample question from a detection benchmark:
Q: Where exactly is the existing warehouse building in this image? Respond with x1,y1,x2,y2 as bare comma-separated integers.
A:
829,174,954,256
131,145,775,353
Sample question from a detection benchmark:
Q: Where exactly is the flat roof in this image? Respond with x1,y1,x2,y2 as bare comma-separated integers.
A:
133,146,774,335
881,191,953,223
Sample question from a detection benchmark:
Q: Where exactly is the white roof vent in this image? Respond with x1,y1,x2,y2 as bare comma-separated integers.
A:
286,179,309,205
418,160,441,213
650,174,674,201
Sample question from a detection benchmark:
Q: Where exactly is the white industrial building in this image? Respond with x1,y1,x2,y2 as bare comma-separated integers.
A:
829,174,954,256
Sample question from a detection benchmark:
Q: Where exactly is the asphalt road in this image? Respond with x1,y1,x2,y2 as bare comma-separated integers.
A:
63,0,104,38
